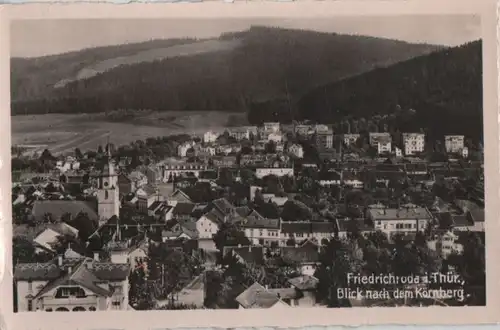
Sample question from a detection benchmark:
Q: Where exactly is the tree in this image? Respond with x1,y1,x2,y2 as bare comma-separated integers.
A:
69,212,98,242
74,148,83,160
314,238,364,307
265,140,277,154
450,232,485,305
281,200,312,222
128,266,155,310
213,223,251,258
40,149,54,161
239,169,255,185
13,237,36,265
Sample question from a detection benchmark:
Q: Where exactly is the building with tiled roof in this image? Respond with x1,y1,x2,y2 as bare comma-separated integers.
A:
287,275,320,307
33,222,79,254
14,255,130,312
280,221,335,244
241,216,280,246
367,206,433,236
235,282,290,309
223,245,265,266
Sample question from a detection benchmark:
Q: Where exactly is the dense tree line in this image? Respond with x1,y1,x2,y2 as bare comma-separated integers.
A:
12,27,437,115
295,40,483,141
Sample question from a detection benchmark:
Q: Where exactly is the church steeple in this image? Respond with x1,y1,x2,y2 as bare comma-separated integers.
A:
97,135,120,225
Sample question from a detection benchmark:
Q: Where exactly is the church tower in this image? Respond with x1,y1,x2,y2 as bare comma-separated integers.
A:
97,147,119,225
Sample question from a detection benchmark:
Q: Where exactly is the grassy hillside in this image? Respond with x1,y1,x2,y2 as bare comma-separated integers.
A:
11,26,440,116
293,40,483,140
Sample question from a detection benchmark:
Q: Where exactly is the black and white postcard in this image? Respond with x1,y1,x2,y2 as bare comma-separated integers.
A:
1,1,499,329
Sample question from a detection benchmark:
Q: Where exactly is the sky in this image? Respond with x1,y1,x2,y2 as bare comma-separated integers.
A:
11,15,481,58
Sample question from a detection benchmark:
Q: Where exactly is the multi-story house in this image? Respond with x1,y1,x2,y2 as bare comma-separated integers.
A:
294,124,312,136
117,171,147,196
288,144,304,158
260,122,281,140
177,142,194,157
228,127,250,141
268,132,283,143
315,131,334,150
14,254,130,312
341,171,364,189
161,163,208,182
280,222,335,244
444,135,465,153
144,166,162,186
318,170,341,186
203,131,219,144
136,185,163,214
402,133,425,156
263,122,280,133
314,124,330,133
343,133,360,146
427,230,464,259
368,133,392,155
242,216,281,246
255,167,294,179
366,205,433,237
56,157,80,173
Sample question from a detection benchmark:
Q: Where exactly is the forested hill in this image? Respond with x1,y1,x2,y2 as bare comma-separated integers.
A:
11,26,440,115
295,40,483,139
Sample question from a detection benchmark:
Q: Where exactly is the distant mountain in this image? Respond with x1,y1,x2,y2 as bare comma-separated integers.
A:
294,40,482,140
11,26,440,115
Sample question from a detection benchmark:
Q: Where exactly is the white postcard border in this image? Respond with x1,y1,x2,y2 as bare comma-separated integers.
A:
1,1,499,329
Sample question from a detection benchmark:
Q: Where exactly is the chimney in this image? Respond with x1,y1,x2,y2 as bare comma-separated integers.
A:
295,244,298,248
248,246,252,252
238,244,242,248
265,284,269,290
93,252,99,261
58,255,63,267
68,266,72,274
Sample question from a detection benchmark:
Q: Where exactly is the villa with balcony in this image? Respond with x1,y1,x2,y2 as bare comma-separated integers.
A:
14,254,130,312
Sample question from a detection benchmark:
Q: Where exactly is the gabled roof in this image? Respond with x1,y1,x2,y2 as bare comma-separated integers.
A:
272,245,321,264
468,209,485,223
14,262,63,281
235,282,286,309
137,184,157,197
224,246,265,265
32,258,125,299
173,203,196,216
212,198,235,216
288,275,319,291
281,221,334,234
168,189,193,203
242,217,280,230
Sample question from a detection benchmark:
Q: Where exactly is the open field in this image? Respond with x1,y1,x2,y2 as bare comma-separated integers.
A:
12,111,247,155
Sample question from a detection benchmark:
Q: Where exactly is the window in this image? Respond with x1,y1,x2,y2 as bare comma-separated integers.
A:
27,300,33,311
105,190,109,200
112,301,121,307
89,307,97,311
28,280,33,292
46,308,53,312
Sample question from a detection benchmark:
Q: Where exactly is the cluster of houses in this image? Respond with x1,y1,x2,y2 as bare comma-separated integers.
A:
12,122,484,311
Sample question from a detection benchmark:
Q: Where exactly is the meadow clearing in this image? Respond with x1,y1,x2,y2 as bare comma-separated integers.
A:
11,110,248,155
